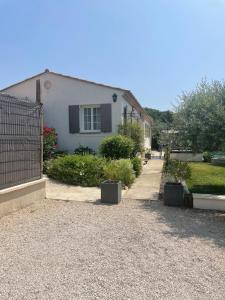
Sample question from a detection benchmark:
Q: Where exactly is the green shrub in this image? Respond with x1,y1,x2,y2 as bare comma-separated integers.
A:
53,150,68,158
166,160,191,183
100,135,134,159
74,145,95,155
47,155,106,186
118,121,144,155
103,159,135,187
164,147,171,171
43,159,52,174
131,157,142,177
203,151,212,162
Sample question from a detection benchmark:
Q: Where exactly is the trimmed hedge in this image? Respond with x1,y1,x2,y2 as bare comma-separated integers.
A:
47,155,106,186
131,157,142,177
100,135,134,159
103,159,135,187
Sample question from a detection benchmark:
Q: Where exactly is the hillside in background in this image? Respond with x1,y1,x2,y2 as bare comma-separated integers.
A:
145,107,173,150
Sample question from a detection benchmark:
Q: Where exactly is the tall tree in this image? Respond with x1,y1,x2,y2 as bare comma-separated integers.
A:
145,108,173,150
174,79,225,152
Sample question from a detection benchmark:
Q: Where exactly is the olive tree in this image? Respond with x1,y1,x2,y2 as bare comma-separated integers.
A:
174,79,225,152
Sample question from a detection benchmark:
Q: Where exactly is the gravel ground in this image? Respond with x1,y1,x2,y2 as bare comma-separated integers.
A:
0,199,225,299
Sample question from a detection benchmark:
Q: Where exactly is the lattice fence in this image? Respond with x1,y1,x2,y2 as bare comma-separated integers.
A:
0,93,42,190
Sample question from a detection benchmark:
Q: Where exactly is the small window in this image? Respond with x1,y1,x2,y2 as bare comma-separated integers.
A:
81,106,101,132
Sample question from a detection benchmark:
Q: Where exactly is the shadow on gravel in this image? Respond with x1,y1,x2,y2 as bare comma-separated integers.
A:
142,200,225,249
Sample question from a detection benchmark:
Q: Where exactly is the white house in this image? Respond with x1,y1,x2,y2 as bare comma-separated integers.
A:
1,70,152,152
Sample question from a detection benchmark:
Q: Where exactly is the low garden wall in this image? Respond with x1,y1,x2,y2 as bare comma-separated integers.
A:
193,193,225,211
170,153,203,162
0,178,46,218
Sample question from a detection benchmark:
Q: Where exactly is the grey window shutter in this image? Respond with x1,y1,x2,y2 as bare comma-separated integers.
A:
69,105,80,133
100,104,112,132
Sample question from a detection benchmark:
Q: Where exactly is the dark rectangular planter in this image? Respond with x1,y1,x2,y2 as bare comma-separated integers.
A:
164,182,184,207
101,180,122,204
184,193,193,208
182,181,193,208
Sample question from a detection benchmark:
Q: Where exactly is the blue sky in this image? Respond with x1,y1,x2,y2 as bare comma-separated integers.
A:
1,0,225,110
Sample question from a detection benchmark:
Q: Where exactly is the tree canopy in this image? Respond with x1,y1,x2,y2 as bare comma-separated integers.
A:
174,79,225,152
145,108,173,150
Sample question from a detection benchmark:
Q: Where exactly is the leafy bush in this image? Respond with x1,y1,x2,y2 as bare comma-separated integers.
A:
166,160,191,183
47,155,106,186
103,159,135,187
53,150,68,158
118,121,144,155
74,145,95,155
164,147,171,170
43,159,52,174
43,127,57,160
131,157,142,177
100,135,134,159
203,151,212,162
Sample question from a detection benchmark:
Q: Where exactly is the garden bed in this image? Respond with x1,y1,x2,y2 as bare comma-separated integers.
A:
187,163,225,195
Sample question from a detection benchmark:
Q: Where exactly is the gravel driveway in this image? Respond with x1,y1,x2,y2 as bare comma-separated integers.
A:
0,198,225,299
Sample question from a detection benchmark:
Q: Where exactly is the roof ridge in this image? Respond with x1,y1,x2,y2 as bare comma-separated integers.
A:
0,70,129,92
0,70,152,124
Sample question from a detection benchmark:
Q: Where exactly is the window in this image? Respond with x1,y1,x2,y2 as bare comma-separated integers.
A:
81,106,101,132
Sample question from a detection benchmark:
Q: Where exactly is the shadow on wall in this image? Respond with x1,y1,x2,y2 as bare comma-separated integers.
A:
141,200,225,249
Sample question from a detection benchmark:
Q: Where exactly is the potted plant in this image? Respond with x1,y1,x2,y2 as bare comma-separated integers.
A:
101,180,122,204
164,160,191,207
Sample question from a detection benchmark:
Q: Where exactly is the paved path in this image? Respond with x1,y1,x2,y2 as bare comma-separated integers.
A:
46,179,127,202
123,159,164,201
46,159,163,203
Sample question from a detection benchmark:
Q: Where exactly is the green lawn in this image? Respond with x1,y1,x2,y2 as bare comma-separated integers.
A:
187,162,225,195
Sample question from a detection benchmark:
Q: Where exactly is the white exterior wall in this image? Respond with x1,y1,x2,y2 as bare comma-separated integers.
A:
3,72,151,152
144,122,152,149
121,99,151,149
3,73,124,152
170,153,203,162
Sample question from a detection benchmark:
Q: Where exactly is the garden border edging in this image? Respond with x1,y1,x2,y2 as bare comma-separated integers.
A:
193,193,225,211
0,178,46,218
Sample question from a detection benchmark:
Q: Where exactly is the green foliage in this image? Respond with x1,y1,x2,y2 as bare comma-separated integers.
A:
131,157,142,177
164,147,171,170
47,155,106,186
74,145,95,155
118,121,144,155
100,135,134,159
103,159,135,187
145,108,174,124
145,108,173,150
43,127,57,160
187,162,225,195
174,79,225,152
203,151,212,162
166,160,191,183
53,150,68,158
43,159,52,174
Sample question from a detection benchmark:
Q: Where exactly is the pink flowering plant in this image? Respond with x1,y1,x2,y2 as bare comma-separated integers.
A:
43,126,57,160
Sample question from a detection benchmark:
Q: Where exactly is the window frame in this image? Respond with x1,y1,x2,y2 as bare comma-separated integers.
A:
80,105,101,133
